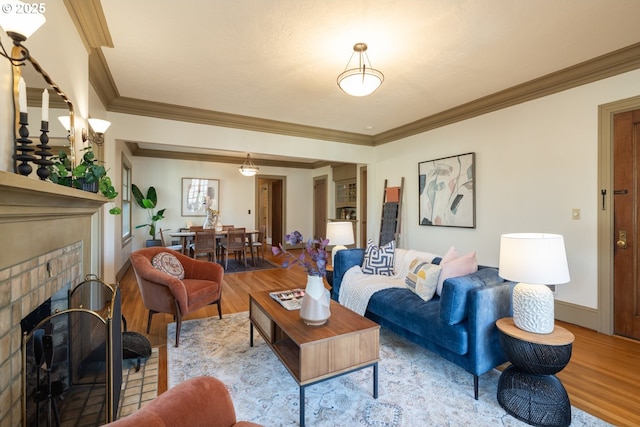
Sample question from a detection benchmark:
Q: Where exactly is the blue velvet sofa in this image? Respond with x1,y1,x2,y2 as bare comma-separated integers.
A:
332,248,515,399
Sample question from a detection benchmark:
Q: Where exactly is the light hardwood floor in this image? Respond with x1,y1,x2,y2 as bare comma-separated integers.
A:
119,249,640,427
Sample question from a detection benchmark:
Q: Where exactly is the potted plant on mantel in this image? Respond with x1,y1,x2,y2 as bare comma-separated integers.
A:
48,146,121,215
132,184,166,247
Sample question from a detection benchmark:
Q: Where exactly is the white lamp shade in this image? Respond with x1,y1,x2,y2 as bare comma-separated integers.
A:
337,68,384,97
88,118,111,133
0,2,46,39
326,222,355,246
498,233,570,285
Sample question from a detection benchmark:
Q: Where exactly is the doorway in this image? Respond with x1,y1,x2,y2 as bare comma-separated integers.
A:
256,176,286,248
598,94,640,338
313,175,328,239
613,108,640,340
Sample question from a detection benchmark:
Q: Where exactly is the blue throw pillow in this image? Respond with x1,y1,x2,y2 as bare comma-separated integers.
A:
362,239,395,276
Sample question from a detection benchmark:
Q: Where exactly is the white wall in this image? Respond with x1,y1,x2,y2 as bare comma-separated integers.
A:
371,69,640,310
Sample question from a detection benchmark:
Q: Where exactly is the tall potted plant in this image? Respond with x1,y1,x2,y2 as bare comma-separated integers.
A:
132,184,165,246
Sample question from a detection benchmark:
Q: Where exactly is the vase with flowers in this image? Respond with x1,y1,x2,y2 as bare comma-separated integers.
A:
272,231,331,325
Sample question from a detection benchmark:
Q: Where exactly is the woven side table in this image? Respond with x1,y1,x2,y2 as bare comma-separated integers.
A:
496,317,575,427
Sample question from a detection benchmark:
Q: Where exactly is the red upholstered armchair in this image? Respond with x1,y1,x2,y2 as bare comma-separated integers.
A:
130,247,224,347
103,376,262,427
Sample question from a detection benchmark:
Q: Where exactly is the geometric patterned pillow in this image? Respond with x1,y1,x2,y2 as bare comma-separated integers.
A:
405,258,441,301
361,239,395,276
151,252,185,280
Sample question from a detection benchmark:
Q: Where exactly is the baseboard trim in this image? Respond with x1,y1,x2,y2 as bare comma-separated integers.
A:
116,259,131,284
555,300,602,332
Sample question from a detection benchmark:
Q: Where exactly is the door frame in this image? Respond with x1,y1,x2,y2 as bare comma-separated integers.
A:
598,94,640,335
254,175,286,247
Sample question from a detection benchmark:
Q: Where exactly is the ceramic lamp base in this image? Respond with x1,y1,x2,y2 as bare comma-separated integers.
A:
513,282,555,334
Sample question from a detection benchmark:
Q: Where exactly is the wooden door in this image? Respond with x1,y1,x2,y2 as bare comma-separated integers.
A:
314,176,328,239
271,180,283,248
360,166,367,247
613,109,640,340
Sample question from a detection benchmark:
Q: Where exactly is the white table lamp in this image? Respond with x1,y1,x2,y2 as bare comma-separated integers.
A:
326,222,355,265
498,233,570,334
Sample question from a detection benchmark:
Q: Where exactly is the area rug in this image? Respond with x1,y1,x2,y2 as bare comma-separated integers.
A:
167,313,611,427
216,258,279,273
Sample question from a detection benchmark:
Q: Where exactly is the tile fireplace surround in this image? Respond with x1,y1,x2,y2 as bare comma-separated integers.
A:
0,171,106,427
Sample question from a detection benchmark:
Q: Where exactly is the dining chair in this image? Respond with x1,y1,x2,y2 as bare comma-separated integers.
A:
159,228,184,252
250,224,266,261
221,228,247,269
192,230,217,262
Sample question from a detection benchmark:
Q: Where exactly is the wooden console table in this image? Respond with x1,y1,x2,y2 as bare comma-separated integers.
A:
249,291,380,426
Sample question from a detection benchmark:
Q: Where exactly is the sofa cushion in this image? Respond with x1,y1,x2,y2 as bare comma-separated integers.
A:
151,252,185,279
367,288,468,355
439,267,503,325
404,259,441,301
362,239,395,275
437,250,478,296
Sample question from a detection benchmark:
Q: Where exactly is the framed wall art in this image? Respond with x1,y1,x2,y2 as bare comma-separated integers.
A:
181,178,219,216
418,152,475,228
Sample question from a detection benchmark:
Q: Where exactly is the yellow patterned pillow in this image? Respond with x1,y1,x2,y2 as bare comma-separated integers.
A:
405,258,441,301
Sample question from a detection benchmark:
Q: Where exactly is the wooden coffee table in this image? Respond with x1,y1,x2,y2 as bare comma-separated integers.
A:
249,291,380,426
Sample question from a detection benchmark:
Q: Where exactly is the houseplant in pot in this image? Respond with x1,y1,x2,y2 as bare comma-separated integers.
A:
272,231,331,325
48,146,121,214
132,184,166,246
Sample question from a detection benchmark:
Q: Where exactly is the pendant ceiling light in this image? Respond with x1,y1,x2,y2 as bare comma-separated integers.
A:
239,153,259,176
337,43,384,97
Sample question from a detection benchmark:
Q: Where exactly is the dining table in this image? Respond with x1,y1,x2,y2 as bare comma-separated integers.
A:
168,229,261,267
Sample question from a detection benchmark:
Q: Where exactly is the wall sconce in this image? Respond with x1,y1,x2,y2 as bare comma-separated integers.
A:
0,1,46,65
82,118,111,145
239,153,259,176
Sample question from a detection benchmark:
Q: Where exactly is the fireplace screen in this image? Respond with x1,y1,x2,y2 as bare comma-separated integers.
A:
22,275,122,427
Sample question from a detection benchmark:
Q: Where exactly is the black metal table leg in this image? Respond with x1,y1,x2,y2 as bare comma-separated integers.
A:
300,385,305,426
373,362,378,398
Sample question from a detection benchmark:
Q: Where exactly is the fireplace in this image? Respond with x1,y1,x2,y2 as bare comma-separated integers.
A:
0,171,109,427
21,275,122,426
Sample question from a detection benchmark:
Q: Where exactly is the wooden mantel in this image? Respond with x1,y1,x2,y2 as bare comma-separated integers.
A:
0,170,107,270
0,170,107,221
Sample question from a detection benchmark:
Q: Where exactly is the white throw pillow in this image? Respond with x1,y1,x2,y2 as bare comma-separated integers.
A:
362,239,395,276
405,258,441,301
151,252,185,280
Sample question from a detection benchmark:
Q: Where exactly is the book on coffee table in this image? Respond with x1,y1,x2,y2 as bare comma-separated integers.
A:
269,289,305,310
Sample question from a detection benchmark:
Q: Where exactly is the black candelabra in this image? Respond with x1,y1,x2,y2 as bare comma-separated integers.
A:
34,120,53,180
14,112,36,176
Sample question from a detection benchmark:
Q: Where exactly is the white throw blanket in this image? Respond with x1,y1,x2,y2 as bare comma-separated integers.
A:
338,249,439,315
338,266,405,315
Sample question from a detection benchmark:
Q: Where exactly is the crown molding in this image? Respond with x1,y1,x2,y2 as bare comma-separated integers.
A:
373,42,640,145
110,97,373,145
65,0,113,52
125,141,334,169
77,0,640,148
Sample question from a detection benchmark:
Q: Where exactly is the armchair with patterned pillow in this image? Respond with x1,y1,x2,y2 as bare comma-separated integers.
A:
130,247,224,347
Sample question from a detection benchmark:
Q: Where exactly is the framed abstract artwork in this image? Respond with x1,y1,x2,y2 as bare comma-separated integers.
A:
181,178,219,216
418,152,475,228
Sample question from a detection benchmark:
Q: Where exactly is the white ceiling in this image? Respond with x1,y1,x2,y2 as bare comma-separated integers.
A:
95,0,640,157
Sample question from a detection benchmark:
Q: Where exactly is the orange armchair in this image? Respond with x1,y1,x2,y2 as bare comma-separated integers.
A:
130,247,224,347
103,376,262,427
